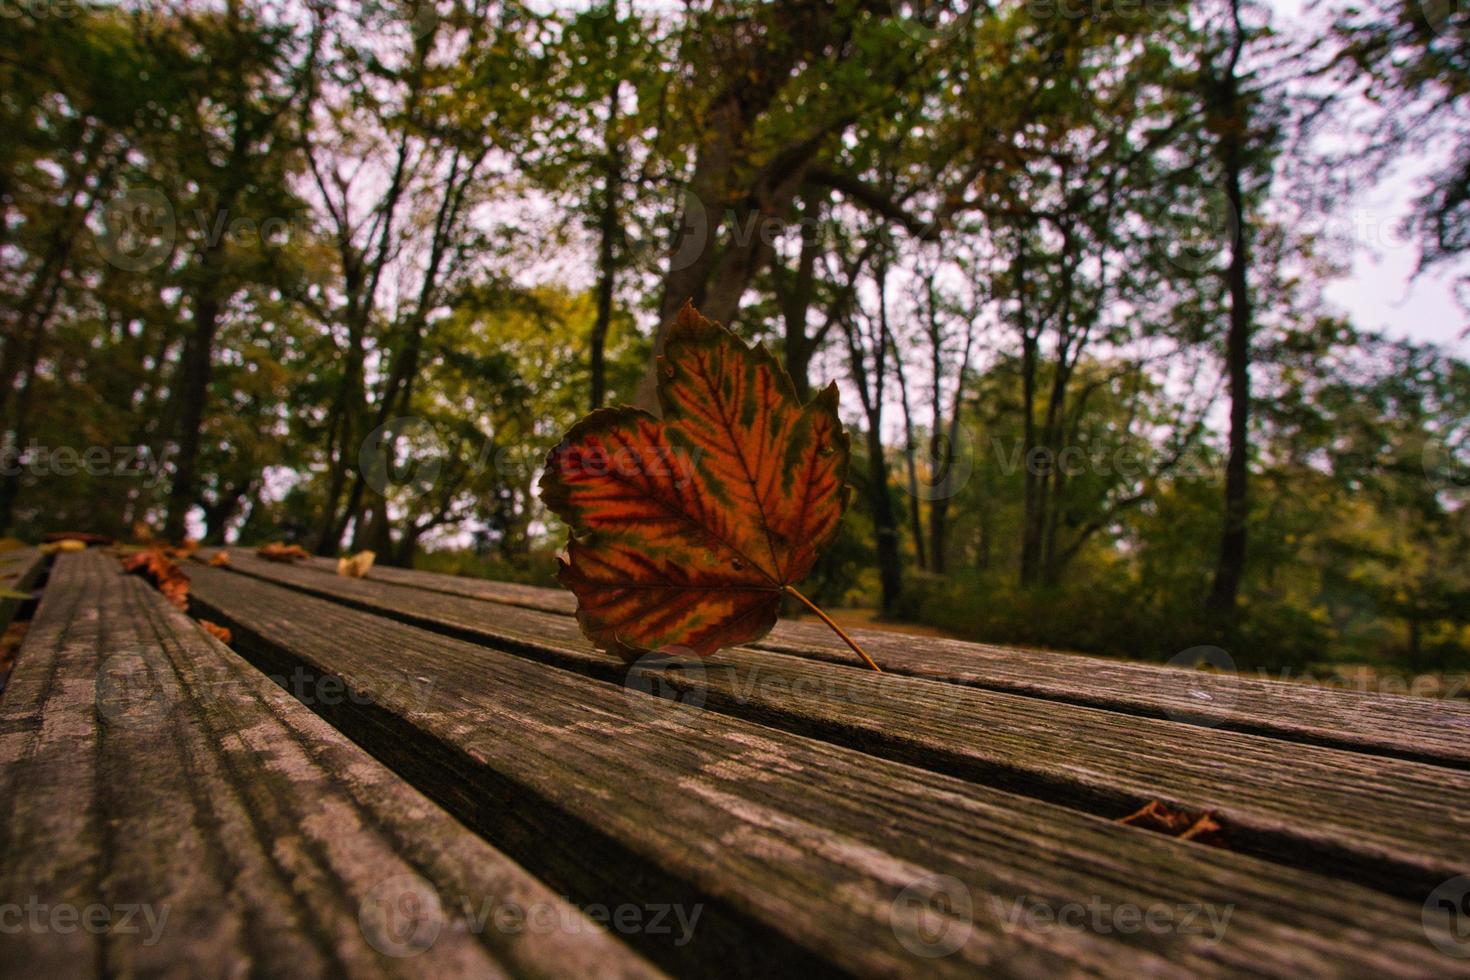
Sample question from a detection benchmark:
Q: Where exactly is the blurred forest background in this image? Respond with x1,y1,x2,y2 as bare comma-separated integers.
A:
3,0,1468,674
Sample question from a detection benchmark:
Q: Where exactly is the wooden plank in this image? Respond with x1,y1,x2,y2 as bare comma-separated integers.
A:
184,562,1466,977
202,552,1470,901
0,552,666,979
268,555,1470,769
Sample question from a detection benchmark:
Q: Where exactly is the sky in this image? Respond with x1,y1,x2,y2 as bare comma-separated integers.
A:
1315,169,1468,353
1269,0,1470,355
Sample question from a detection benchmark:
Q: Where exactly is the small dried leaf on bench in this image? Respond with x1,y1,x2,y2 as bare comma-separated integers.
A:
199,620,232,644
121,547,191,611
258,543,310,563
208,551,231,567
337,550,376,578
0,588,34,601
40,539,88,555
0,620,27,682
1118,799,1227,847
41,531,112,545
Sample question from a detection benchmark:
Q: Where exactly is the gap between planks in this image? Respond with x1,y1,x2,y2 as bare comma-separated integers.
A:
180,563,1470,977
0,551,666,979
194,553,1470,905
251,552,1470,772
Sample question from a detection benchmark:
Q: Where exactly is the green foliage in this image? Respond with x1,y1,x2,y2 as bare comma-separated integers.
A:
1,0,1466,678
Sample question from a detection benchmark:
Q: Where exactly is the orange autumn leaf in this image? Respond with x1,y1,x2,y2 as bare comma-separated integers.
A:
257,542,310,563
207,551,231,567
121,547,190,611
540,303,877,670
41,531,112,545
199,620,232,644
1118,800,1228,848
337,550,376,578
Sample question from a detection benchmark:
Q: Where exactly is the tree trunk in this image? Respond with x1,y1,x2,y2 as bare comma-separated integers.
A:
774,192,824,401
202,480,252,544
1207,158,1250,613
842,256,902,615
1207,4,1252,616
892,338,927,572
163,293,222,541
867,424,904,615
1017,244,1044,587
923,278,971,576
314,320,365,554
589,80,624,411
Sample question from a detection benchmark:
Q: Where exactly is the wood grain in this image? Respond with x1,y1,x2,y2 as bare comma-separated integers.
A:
0,551,665,980
185,561,1466,978
265,555,1470,769
202,552,1470,901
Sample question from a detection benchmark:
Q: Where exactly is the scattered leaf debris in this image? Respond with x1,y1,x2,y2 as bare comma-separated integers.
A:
199,620,232,644
1118,800,1228,847
121,547,191,610
41,531,112,545
257,543,310,563
0,620,29,691
337,550,376,578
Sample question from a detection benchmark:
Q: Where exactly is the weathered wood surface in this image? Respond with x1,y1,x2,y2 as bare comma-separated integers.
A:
198,551,1470,901
185,561,1465,978
280,554,1470,768
0,551,665,979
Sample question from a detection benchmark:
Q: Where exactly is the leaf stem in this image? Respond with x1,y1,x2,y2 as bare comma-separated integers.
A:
782,586,882,672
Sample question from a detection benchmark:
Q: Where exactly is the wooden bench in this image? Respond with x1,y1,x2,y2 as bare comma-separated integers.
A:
0,552,662,978
3,546,1469,976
